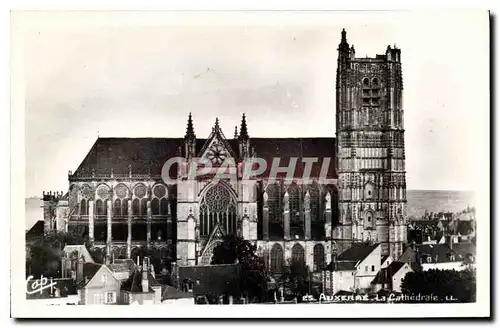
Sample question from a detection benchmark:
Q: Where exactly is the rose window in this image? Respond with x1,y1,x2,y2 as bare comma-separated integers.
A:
206,143,227,165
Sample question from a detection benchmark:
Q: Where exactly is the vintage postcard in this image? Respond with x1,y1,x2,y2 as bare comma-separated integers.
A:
10,10,490,318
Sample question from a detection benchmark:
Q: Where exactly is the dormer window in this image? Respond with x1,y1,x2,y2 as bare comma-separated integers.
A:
450,255,455,261
427,256,432,263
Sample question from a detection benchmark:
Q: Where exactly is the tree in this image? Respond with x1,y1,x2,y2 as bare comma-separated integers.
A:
276,260,311,300
401,268,476,302
27,230,92,278
211,234,269,301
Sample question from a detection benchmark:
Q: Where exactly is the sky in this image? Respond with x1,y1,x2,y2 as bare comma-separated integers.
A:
16,11,489,196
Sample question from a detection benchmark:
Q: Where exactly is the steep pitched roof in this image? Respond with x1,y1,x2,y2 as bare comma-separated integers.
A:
381,255,389,264
76,263,103,288
72,137,337,179
250,138,337,180
371,261,408,285
72,138,183,177
417,244,457,263
26,220,44,242
324,261,357,271
121,268,161,293
337,243,379,263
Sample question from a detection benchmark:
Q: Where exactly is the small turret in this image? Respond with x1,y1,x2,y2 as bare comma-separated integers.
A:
238,113,250,159
184,113,196,158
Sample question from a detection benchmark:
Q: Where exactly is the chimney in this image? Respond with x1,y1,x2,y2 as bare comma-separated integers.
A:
77,255,84,282
142,258,149,292
448,235,453,250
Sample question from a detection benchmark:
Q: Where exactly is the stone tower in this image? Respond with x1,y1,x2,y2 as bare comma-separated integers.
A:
335,29,407,259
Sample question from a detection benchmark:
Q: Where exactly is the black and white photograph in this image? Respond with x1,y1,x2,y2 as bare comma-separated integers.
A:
9,9,490,318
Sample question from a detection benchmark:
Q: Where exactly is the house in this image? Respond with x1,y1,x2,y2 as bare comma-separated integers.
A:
417,239,475,271
76,263,121,305
173,263,240,304
120,258,162,305
26,277,79,305
371,261,413,293
322,243,381,295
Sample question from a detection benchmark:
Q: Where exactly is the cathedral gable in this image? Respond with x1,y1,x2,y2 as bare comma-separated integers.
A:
198,120,237,166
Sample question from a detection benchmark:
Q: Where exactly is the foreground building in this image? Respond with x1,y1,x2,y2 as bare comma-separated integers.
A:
41,29,408,272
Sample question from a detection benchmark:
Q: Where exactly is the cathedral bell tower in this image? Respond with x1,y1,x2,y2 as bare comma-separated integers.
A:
335,29,407,259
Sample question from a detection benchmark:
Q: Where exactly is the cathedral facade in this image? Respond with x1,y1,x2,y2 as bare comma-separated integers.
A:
41,30,407,273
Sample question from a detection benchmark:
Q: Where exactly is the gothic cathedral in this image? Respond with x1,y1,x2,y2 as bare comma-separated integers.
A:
41,29,407,274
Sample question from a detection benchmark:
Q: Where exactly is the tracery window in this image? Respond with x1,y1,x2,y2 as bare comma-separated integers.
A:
152,185,169,216
288,183,300,222
132,184,148,216
95,185,110,216
270,244,284,274
313,244,325,271
266,184,281,223
309,182,321,222
199,183,237,237
96,199,107,216
114,184,129,216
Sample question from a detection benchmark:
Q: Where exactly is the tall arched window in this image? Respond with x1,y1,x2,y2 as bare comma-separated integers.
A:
270,244,284,274
266,184,281,223
114,184,129,216
152,185,169,216
132,184,148,216
141,199,148,215
121,199,128,216
114,199,122,216
309,182,320,222
313,244,325,271
266,183,283,239
95,185,109,216
288,183,300,221
291,243,305,267
151,198,160,215
132,199,140,215
96,199,106,216
199,183,237,237
80,199,88,216
288,183,303,238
